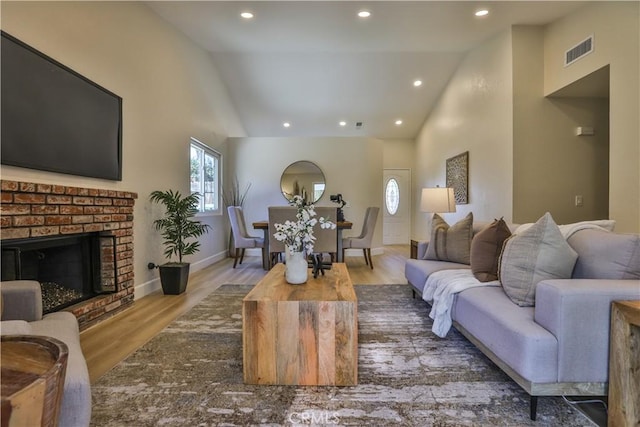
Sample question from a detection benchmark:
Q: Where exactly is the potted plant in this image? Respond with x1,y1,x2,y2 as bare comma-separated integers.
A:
272,195,335,284
150,190,211,295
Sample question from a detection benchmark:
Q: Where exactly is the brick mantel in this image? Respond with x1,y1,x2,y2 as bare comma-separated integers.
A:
0,179,138,329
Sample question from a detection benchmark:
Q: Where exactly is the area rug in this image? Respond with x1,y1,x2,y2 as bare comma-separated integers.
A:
91,284,593,426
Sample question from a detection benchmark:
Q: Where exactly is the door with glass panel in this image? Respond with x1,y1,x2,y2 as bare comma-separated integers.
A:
383,169,411,244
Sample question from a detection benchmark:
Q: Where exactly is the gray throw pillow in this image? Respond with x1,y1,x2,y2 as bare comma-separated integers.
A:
499,212,578,307
423,212,473,264
471,218,512,282
568,229,640,279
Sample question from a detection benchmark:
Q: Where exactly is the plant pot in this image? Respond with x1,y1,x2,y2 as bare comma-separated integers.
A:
159,262,190,295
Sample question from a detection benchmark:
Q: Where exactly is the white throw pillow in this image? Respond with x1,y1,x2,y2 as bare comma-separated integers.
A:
499,212,578,307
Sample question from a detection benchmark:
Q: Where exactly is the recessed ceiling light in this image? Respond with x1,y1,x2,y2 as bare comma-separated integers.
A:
358,10,371,18
395,120,403,126
283,122,291,128
475,9,489,17
240,12,254,19
413,79,423,87
339,121,347,127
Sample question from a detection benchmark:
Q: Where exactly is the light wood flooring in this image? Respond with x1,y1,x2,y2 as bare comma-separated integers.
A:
80,245,410,383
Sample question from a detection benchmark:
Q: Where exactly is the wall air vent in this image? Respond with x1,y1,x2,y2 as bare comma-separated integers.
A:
565,35,594,67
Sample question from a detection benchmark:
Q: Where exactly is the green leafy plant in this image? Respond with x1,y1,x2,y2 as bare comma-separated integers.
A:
150,190,211,263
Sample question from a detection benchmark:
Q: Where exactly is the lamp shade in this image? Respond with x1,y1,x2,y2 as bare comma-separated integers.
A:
420,187,456,213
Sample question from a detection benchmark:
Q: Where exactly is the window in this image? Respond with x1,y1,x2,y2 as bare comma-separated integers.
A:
190,139,221,214
313,182,325,202
385,178,400,215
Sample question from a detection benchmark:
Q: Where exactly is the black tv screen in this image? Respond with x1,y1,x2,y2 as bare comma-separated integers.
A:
1,31,122,181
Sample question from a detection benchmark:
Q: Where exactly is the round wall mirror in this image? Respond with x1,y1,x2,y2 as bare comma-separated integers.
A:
280,161,325,203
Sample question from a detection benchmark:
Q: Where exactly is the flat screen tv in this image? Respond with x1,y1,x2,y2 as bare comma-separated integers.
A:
1,31,123,181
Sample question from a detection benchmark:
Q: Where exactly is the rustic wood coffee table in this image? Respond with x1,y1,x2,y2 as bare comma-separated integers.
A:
242,262,358,386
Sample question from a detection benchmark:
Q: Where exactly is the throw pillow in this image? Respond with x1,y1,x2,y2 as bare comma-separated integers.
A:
470,217,512,282
423,212,473,264
568,229,640,279
499,212,578,307
514,219,616,236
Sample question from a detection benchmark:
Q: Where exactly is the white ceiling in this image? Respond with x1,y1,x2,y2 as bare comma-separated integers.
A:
147,1,587,139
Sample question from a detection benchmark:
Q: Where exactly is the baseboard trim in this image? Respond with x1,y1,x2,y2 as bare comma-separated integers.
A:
134,250,228,300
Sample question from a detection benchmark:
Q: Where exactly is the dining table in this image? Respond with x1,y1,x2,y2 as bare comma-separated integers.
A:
252,220,353,270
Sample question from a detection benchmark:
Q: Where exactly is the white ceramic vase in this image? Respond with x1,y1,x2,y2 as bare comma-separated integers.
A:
285,247,308,284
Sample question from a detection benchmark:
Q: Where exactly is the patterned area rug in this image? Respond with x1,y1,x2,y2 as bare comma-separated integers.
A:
91,284,593,426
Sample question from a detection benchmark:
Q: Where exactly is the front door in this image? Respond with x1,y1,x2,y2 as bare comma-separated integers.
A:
383,169,411,244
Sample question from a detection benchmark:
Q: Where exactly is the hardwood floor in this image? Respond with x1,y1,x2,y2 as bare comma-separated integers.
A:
80,244,410,383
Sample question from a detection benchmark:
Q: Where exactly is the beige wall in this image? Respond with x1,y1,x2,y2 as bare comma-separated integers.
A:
512,26,610,224
226,137,384,252
413,31,514,240
383,139,415,170
413,2,638,238
543,2,639,232
0,1,246,297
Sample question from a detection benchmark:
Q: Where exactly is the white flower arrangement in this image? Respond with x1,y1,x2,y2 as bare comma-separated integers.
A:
273,195,336,255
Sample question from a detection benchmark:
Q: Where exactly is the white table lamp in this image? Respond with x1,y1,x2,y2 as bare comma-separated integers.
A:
420,187,456,213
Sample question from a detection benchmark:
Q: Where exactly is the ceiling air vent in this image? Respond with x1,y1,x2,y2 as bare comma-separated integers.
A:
355,122,363,129
565,35,594,67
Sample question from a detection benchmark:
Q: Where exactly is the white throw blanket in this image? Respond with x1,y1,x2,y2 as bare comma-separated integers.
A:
422,269,499,338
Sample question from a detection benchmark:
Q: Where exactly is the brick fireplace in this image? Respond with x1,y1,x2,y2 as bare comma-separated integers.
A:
1,180,137,330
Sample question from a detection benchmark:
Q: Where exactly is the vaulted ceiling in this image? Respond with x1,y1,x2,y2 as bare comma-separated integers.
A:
147,1,586,139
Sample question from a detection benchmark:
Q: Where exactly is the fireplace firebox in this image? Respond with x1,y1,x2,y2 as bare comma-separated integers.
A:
1,233,117,313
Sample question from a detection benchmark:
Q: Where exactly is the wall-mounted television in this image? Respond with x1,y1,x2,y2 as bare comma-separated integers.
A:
1,31,123,181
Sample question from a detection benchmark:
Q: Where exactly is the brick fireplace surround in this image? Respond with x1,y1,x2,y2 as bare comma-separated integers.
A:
1,180,137,330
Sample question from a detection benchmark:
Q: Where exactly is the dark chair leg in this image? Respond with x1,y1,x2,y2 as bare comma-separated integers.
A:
239,248,245,264
412,289,416,299
362,249,369,266
233,248,240,268
530,396,538,421
367,248,374,269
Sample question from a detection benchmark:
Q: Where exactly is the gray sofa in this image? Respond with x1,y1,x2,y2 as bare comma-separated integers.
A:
1,280,91,427
405,222,640,420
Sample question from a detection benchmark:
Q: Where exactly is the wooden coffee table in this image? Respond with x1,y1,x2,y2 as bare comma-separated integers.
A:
242,262,358,386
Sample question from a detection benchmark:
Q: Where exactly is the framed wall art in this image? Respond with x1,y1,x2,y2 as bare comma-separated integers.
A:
446,151,468,204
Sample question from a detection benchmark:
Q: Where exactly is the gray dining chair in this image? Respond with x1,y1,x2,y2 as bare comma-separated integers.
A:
228,206,264,268
268,206,296,267
268,206,338,268
312,206,338,263
342,206,379,269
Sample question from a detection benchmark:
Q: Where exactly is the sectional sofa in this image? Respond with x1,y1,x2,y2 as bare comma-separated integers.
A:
1,280,91,427
405,214,640,420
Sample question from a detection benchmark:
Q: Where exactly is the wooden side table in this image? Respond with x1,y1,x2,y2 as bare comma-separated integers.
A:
608,300,640,426
1,335,69,427
410,239,418,259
